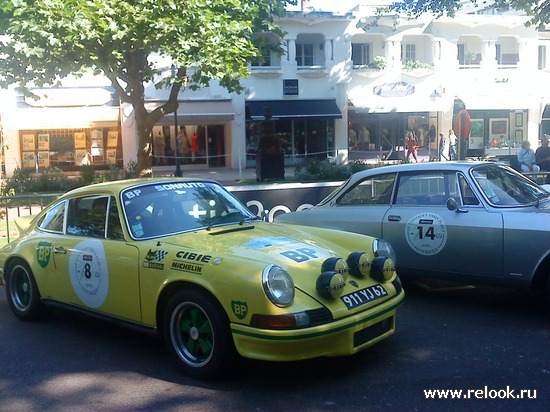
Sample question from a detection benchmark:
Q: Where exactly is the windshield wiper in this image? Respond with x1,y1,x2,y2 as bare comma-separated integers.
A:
206,212,246,231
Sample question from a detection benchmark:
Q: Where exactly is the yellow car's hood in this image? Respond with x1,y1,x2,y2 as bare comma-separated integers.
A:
158,221,398,315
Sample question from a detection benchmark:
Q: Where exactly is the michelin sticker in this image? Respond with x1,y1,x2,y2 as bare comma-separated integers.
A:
405,213,447,256
69,239,108,308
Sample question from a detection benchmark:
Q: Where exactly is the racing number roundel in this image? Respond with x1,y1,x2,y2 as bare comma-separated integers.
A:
69,239,109,308
405,213,447,256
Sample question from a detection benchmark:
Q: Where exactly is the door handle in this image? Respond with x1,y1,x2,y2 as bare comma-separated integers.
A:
387,215,401,222
53,246,67,254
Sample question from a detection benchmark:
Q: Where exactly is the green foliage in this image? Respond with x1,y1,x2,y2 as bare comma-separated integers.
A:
80,165,96,186
293,158,375,182
122,160,139,180
403,60,434,71
369,56,387,70
4,168,80,194
0,0,294,176
391,1,544,27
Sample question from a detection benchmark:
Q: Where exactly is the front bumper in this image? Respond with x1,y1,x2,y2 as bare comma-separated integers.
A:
231,289,404,361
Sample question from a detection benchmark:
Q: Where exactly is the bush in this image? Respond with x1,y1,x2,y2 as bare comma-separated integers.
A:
5,168,79,194
293,158,373,182
5,162,140,194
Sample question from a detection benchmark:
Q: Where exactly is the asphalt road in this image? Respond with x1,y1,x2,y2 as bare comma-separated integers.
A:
0,280,549,412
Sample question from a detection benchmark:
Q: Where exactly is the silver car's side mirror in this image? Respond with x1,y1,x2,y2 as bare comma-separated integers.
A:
447,197,468,213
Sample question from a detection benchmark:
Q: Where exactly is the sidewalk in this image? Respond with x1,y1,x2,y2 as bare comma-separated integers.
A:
165,148,434,185
170,166,296,185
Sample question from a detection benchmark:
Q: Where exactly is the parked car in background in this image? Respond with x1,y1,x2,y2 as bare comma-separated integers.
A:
0,178,404,379
276,162,550,299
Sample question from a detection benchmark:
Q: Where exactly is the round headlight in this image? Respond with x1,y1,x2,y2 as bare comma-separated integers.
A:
262,265,295,307
373,239,397,265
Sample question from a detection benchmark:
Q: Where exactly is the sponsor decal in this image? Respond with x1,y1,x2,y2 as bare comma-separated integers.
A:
69,239,108,308
171,251,213,274
405,213,447,256
171,261,204,274
175,251,212,263
280,247,330,263
143,249,168,270
36,241,52,268
154,182,205,191
244,237,295,250
145,249,168,261
232,300,248,320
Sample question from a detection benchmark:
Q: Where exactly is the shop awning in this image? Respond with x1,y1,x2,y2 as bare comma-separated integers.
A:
348,75,454,114
151,100,234,125
542,104,550,120
349,92,453,113
246,99,342,120
460,95,536,111
13,106,120,129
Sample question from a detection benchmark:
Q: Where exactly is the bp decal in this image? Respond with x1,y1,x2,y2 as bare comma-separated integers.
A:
232,300,248,320
69,239,108,308
36,242,52,268
405,213,447,256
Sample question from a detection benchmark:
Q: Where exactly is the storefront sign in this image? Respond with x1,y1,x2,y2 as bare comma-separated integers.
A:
373,82,415,97
283,79,299,96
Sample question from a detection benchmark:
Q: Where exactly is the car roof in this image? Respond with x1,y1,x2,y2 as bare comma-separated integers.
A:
350,161,498,179
59,177,220,199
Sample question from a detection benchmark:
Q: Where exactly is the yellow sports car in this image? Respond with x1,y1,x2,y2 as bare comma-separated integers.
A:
0,178,404,379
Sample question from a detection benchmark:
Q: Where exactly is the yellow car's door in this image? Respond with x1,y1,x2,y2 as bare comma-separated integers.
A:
47,195,142,322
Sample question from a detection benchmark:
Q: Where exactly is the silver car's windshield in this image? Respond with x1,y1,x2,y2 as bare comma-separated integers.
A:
471,164,548,207
121,181,256,239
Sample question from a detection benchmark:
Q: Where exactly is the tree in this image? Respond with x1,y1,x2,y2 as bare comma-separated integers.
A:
391,1,549,27
0,0,296,176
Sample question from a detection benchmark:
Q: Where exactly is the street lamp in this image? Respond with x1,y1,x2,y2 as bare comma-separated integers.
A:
171,65,183,177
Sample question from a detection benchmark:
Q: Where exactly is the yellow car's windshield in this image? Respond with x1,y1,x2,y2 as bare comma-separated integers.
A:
121,181,256,239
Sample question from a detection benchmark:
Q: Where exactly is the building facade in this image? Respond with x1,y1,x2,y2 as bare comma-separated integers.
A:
1,5,549,177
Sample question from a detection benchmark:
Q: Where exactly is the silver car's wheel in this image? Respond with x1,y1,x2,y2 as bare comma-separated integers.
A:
163,289,235,379
5,260,50,320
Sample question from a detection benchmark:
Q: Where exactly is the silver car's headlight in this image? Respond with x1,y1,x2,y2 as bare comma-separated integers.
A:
373,239,397,265
262,265,295,307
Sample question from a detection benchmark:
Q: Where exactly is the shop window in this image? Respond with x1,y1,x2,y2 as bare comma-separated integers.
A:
19,128,121,171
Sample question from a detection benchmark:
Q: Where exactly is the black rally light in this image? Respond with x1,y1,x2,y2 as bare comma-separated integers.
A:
370,256,395,282
346,252,371,278
316,257,348,299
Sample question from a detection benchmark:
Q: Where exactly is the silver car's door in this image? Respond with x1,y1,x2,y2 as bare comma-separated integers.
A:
318,172,397,238
382,171,503,278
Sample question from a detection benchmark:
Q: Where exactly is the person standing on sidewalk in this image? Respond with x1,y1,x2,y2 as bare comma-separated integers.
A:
406,131,418,163
438,132,449,161
448,129,457,160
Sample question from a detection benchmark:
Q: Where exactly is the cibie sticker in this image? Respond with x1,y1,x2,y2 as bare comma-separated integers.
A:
69,239,109,308
405,213,447,256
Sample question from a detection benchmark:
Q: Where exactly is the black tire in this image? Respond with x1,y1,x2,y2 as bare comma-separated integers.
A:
5,259,51,321
163,289,235,380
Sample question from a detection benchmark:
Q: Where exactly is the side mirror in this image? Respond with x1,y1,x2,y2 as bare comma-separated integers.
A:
447,197,468,213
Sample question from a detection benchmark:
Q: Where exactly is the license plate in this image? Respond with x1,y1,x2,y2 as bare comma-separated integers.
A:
341,285,388,310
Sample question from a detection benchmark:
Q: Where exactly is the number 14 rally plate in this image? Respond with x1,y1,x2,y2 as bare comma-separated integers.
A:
340,285,388,310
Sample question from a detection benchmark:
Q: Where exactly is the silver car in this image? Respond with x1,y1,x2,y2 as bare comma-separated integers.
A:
276,162,550,296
